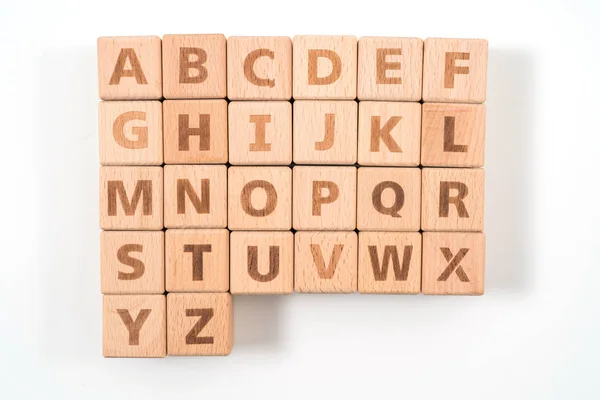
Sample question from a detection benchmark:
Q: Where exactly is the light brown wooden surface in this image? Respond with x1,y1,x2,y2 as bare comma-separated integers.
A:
98,36,162,100
230,231,293,294
294,231,357,293
99,166,163,230
227,36,292,100
163,165,227,228
293,101,357,165
228,101,292,165
103,294,166,358
162,34,226,99
357,37,423,101
357,167,421,231
167,293,233,356
422,232,485,295
358,232,422,294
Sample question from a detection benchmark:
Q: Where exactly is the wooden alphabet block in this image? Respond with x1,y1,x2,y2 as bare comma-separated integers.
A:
358,232,422,294
357,167,421,231
422,232,485,295
357,37,423,101
421,168,484,231
99,166,163,230
98,36,162,100
103,294,166,357
357,101,421,166
164,165,227,228
293,101,357,165
422,38,488,103
101,231,164,294
167,293,233,356
227,36,292,100
294,231,357,293
293,35,357,99
228,101,292,165
293,166,357,230
165,229,229,293
162,34,226,99
228,167,292,230
421,103,486,167
230,231,293,294
163,100,228,164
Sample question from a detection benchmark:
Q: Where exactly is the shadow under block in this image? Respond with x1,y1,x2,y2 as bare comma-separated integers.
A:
293,101,357,165
230,231,293,294
294,231,357,293
357,167,421,231
422,232,485,295
164,165,227,228
293,36,357,99
100,166,163,230
228,167,292,230
421,103,486,167
165,229,229,293
167,293,233,356
101,231,164,294
162,34,226,99
227,36,292,100
358,101,421,166
98,36,162,100
422,38,488,103
103,294,166,358
163,100,228,164
358,232,422,294
228,101,292,165
421,168,484,231
357,37,423,101
293,166,357,230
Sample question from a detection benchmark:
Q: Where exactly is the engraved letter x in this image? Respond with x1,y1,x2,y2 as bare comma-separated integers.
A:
437,248,470,282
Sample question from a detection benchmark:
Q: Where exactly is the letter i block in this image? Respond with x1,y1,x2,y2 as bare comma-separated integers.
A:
422,232,485,295
423,38,488,103
293,35,357,99
103,294,166,357
227,36,292,100
162,34,227,99
97,36,162,100
230,231,294,294
167,293,233,356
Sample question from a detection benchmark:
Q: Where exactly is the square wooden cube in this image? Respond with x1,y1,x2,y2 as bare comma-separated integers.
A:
101,231,164,294
98,36,162,100
358,101,421,166
163,100,228,164
228,167,292,230
423,38,488,103
357,167,421,231
167,293,233,356
103,294,166,358
164,165,227,228
293,166,356,230
358,232,422,294
293,35,357,99
165,229,229,293
295,231,357,293
421,103,486,167
162,34,226,99
422,232,485,295
293,101,357,165
357,37,423,101
230,231,293,294
422,168,484,231
99,166,163,230
228,101,292,165
227,36,292,100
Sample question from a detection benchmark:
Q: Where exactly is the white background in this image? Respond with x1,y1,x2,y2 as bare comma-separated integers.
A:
1,0,599,398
